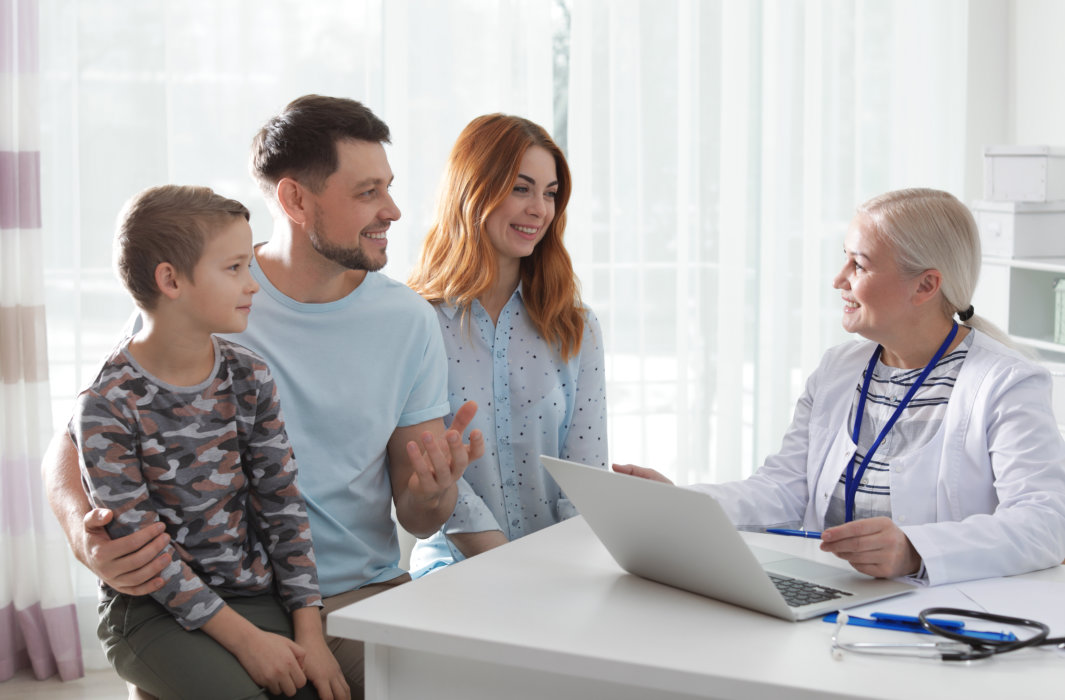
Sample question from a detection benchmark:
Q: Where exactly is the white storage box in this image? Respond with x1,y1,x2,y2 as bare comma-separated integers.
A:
972,200,1065,258
984,146,1065,202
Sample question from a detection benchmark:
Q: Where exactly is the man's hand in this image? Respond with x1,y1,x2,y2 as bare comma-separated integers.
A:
820,516,922,578
612,463,675,485
80,509,170,595
404,401,484,501
389,402,484,537
42,432,169,594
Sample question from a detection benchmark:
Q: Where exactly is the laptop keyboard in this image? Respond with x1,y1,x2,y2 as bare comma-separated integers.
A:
768,573,852,607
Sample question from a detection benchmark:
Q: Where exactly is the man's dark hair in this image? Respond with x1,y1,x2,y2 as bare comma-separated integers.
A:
250,94,391,199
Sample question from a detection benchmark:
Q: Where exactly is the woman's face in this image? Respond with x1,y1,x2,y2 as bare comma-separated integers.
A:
484,145,558,269
832,216,920,342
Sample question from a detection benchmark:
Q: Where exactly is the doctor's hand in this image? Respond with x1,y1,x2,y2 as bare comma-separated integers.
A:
612,464,675,485
819,517,921,579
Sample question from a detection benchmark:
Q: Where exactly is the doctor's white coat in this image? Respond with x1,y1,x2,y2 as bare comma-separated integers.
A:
695,330,1065,585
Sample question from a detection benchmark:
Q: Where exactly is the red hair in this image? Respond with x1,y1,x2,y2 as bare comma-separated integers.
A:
409,114,585,360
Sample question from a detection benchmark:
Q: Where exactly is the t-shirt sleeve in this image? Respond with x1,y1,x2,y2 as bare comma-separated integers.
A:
397,301,451,427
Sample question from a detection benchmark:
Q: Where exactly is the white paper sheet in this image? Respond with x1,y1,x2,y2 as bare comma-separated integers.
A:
841,578,1065,636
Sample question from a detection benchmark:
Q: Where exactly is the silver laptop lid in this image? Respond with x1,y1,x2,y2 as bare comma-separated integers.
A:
541,456,913,621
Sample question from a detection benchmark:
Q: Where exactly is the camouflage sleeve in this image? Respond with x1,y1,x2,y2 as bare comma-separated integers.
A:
71,389,226,630
243,366,322,611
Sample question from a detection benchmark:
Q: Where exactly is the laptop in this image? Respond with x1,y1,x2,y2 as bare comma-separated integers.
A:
541,456,914,621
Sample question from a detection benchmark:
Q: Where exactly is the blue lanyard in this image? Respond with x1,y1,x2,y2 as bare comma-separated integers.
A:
845,321,959,522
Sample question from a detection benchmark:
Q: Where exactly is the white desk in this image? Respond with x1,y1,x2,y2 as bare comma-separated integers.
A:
328,517,1064,700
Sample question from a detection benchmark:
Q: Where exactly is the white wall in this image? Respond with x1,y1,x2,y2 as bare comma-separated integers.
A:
1007,0,1065,430
1012,0,1065,145
964,0,1011,203
963,0,1065,203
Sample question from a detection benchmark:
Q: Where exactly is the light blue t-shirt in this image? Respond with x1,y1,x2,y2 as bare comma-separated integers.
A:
222,257,450,596
410,287,608,576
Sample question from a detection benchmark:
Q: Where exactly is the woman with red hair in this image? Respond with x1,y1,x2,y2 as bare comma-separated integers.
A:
407,114,607,575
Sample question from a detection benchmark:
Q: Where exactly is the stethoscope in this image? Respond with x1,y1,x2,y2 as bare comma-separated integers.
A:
831,608,1065,661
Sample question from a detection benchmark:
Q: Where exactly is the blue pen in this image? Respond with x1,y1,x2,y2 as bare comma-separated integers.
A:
870,613,1017,641
870,612,965,630
823,612,1019,642
765,527,822,539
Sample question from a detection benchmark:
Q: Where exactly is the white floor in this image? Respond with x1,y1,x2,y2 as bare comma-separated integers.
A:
3,668,127,699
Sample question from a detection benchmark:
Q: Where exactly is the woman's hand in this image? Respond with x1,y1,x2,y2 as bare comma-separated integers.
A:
819,516,922,578
612,464,675,485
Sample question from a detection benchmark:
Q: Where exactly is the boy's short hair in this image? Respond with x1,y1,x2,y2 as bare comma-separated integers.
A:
249,94,391,203
114,185,250,310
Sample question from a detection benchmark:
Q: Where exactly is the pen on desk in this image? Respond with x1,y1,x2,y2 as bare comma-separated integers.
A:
824,612,1019,642
765,528,822,539
870,612,965,630
869,613,1018,641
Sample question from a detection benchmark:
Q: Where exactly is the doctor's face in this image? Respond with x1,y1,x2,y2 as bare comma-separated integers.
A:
831,216,919,342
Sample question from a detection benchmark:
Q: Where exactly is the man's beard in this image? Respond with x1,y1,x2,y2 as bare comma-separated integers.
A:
309,206,387,272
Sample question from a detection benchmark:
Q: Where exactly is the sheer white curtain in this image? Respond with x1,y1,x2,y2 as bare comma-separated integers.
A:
567,0,968,484
34,0,971,671
1,0,82,682
38,0,557,426
36,0,558,671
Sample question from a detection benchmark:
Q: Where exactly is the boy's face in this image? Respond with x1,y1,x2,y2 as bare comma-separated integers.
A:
181,218,259,334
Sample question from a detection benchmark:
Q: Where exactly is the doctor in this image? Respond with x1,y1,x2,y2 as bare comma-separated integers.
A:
616,188,1065,585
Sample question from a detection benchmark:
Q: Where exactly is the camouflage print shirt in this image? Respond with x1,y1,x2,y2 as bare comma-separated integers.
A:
69,336,321,631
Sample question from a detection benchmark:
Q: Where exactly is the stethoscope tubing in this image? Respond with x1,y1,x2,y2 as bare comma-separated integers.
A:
918,607,1053,661
831,608,1065,662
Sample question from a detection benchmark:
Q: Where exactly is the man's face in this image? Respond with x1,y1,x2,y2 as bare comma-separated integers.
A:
304,139,401,272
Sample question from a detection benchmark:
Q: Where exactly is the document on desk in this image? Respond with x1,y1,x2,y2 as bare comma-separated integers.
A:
842,579,1065,635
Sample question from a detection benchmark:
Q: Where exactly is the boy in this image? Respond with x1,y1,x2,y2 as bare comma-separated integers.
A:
69,185,347,699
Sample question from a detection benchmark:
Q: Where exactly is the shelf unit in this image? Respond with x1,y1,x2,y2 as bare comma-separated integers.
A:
975,256,1065,429
974,146,1065,430
976,255,1065,357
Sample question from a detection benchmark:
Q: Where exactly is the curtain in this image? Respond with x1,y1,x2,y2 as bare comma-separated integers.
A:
36,0,559,671
566,0,968,484
33,0,970,669
1,0,83,682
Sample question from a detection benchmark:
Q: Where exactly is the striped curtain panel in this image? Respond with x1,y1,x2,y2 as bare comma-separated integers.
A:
0,0,83,682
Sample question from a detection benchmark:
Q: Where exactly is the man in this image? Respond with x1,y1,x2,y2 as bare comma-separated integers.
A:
44,95,483,697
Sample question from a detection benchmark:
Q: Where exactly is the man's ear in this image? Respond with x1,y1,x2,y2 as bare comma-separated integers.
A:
276,177,309,226
913,268,943,307
154,262,183,301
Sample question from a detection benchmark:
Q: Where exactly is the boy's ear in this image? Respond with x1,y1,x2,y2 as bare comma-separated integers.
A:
275,177,309,226
154,262,183,301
